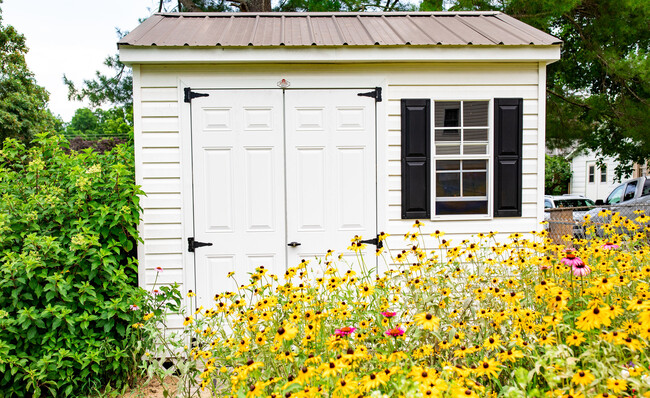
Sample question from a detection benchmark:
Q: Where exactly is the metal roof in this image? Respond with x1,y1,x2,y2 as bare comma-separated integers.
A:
119,12,561,48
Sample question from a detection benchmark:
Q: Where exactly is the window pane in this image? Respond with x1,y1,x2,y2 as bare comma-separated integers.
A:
437,160,460,170
463,144,487,154
607,185,624,204
436,145,460,155
643,179,650,197
588,165,595,183
624,181,637,202
436,172,460,197
463,171,487,196
463,129,488,141
463,160,487,170
600,166,607,183
463,101,488,127
435,129,460,142
436,200,488,215
435,101,460,127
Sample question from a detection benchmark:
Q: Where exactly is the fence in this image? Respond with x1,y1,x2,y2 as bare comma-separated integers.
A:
545,203,650,245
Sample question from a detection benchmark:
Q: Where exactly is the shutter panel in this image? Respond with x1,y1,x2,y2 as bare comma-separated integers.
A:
401,99,430,219
494,98,523,217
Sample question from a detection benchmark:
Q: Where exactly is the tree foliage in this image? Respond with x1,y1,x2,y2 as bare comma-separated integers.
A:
439,0,649,178
545,155,572,195
62,106,133,140
0,3,58,142
0,134,144,397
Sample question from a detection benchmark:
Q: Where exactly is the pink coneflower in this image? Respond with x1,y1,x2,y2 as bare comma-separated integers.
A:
572,262,591,277
602,242,620,250
155,266,164,273
381,311,396,318
151,289,163,296
385,327,405,337
561,250,590,277
129,304,140,311
334,326,356,337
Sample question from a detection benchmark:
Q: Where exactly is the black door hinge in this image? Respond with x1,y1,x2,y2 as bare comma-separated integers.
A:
184,87,209,103
357,87,382,102
188,237,213,252
359,235,383,249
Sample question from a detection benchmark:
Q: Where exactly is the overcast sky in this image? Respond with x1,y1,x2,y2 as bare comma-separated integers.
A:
2,0,161,122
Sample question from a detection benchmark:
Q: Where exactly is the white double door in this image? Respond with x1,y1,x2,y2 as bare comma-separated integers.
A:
191,89,377,307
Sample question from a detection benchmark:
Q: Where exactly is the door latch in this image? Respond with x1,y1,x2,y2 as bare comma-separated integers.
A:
287,242,302,247
188,237,213,252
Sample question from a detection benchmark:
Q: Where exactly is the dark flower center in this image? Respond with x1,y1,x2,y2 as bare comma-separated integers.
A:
426,313,432,320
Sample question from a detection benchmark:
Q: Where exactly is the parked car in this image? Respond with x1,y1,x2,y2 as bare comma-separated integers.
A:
582,176,650,236
544,195,595,238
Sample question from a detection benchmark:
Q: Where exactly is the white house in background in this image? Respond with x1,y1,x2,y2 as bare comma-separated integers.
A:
118,11,561,316
569,149,647,202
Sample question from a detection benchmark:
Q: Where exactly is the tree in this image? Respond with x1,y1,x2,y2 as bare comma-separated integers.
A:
437,0,649,179
0,2,58,142
545,155,572,195
63,106,133,140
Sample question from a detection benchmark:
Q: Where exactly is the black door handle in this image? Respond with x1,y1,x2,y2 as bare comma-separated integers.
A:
287,242,301,247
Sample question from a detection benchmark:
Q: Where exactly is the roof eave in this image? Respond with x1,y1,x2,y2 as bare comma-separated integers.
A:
118,44,561,65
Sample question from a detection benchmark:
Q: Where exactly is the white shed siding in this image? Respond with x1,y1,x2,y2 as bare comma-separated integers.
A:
135,61,544,292
570,151,626,201
136,75,185,292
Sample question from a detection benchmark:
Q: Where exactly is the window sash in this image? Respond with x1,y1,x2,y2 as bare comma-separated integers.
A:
432,100,491,217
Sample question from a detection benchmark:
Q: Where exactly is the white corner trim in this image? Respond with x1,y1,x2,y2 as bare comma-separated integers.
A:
119,45,561,65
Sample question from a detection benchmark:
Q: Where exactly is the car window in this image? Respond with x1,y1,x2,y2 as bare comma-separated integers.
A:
623,181,638,202
554,199,595,207
642,179,650,197
544,199,553,209
607,185,625,205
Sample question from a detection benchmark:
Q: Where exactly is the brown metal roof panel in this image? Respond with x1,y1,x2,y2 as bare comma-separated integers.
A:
383,16,433,45
334,16,372,45
284,17,313,45
359,16,403,45
468,15,531,44
119,14,166,46
220,17,257,46
151,16,201,46
310,17,342,46
439,15,495,44
494,13,561,45
408,15,464,45
252,16,283,45
181,16,221,46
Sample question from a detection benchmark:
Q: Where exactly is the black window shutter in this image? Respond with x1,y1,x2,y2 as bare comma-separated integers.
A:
401,99,430,219
494,98,523,217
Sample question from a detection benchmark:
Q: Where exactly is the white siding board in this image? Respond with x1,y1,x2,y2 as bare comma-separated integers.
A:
144,238,183,254
387,85,539,100
143,224,183,239
522,144,538,159
140,132,181,147
144,254,185,270
141,148,182,163
145,268,185,285
141,87,180,102
142,163,181,179
141,102,180,117
141,179,182,194
141,193,183,209
141,118,180,132
143,208,184,224
523,129,536,144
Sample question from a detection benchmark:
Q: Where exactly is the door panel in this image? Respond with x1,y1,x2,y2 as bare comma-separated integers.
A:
285,89,377,270
191,88,377,306
191,90,285,309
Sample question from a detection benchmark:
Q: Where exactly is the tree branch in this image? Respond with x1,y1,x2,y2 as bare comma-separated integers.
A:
547,89,592,110
178,0,202,11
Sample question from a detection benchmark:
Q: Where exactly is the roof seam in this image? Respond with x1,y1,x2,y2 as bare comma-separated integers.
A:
454,14,501,45
480,14,530,44
355,15,377,45
381,15,408,44
405,15,437,44
331,16,347,45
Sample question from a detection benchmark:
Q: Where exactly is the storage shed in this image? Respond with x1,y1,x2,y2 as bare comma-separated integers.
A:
118,11,561,312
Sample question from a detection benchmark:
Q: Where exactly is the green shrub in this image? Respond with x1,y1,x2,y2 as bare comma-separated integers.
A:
0,133,144,397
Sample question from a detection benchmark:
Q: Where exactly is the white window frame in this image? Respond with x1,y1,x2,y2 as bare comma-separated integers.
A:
430,99,493,220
